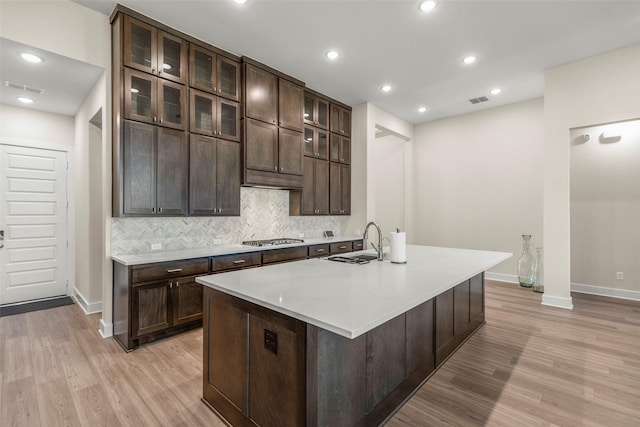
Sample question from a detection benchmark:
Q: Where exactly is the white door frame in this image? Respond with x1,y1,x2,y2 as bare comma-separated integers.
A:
0,138,75,302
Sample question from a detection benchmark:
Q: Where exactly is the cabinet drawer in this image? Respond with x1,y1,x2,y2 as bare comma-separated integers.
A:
262,246,308,265
352,240,364,251
308,244,330,258
132,258,209,283
330,242,352,254
212,252,262,272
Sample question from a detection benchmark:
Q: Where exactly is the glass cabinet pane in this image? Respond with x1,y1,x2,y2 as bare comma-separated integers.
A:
161,35,182,80
342,110,351,136
161,84,183,127
194,94,213,133
130,21,153,69
331,105,340,133
131,76,153,118
330,133,340,162
317,99,329,128
342,137,350,163
219,59,238,99
219,101,239,140
317,130,328,159
304,127,314,156
304,95,314,124
193,49,213,88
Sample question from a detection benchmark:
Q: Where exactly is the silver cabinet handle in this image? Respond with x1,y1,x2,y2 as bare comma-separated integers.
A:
233,260,246,264
167,268,183,273
316,249,325,252
176,280,179,287
169,281,173,288
339,245,347,249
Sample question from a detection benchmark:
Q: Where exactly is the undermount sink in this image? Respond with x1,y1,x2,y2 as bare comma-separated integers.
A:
327,254,378,264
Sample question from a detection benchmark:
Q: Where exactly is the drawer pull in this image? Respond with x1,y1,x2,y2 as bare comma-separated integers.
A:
167,268,183,273
233,260,246,264
316,248,325,252
339,245,347,249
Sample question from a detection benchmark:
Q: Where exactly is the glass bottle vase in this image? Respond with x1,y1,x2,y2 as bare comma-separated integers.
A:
517,234,535,288
532,247,544,293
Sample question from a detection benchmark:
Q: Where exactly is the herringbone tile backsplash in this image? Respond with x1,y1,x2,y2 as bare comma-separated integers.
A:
111,188,344,255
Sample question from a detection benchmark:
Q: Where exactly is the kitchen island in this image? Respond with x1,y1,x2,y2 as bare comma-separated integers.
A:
197,245,511,426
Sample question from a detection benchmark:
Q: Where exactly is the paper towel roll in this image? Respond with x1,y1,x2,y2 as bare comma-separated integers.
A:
390,231,406,264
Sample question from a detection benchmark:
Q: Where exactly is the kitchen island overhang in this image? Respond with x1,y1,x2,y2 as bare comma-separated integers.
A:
197,245,511,426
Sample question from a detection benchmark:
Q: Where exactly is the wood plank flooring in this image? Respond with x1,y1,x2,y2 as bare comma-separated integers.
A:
1,281,639,426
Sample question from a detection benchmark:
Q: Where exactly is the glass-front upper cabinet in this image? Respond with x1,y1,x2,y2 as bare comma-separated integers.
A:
190,89,239,141
217,98,240,141
124,16,187,84
189,44,240,101
304,92,329,130
303,126,328,159
158,80,186,130
124,68,157,124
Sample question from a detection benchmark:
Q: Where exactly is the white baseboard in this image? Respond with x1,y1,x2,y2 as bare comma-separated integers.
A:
99,319,113,338
541,294,574,310
73,288,102,315
485,272,518,284
571,282,640,302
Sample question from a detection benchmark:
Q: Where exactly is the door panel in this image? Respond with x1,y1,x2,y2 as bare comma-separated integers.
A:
0,145,68,304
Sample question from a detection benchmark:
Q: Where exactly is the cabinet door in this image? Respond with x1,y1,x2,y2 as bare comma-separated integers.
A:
216,139,241,216
330,104,341,134
189,44,216,93
340,137,351,164
158,79,186,130
172,276,203,326
317,129,329,160
278,79,304,132
278,128,303,176
303,127,315,158
123,16,157,75
315,159,329,214
123,120,156,215
124,68,157,125
189,134,217,215
190,90,216,136
454,281,470,336
244,64,277,125
317,98,329,129
300,157,315,215
340,165,351,215
329,133,341,163
132,281,170,338
218,56,240,101
245,118,278,172
303,93,315,127
469,274,484,328
329,162,340,215
158,30,187,84
341,109,352,137
156,127,188,215
217,98,240,142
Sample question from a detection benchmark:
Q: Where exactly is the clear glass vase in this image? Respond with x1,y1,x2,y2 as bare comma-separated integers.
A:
532,247,544,293
518,234,535,288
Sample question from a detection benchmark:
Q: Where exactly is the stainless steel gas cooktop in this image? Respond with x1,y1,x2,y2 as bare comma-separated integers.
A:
241,238,304,247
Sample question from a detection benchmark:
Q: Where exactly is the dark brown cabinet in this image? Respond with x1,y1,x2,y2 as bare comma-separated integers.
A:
244,62,278,125
122,120,188,216
189,89,240,141
132,280,171,337
172,275,204,326
189,44,240,101
330,103,351,137
123,16,187,84
304,92,329,129
330,133,350,164
329,162,351,215
279,78,304,132
304,126,328,159
330,241,353,254
124,68,187,130
289,157,328,215
189,134,240,216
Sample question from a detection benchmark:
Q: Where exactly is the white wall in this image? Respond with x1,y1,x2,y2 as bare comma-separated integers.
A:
0,104,74,145
543,43,640,308
413,98,544,277
570,119,640,296
372,134,406,236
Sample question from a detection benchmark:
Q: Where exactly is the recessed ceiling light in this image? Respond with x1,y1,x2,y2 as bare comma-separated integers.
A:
381,84,392,93
418,106,427,113
462,55,477,65
20,52,43,63
418,0,438,12
326,50,339,60
233,0,247,4
490,88,502,95
17,96,34,104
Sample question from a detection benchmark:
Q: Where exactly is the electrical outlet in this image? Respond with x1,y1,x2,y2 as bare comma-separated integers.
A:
151,243,162,251
213,239,222,245
616,272,624,280
298,232,305,238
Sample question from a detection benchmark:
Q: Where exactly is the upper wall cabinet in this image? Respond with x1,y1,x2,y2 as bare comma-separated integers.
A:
330,104,351,137
244,63,278,125
189,44,241,101
123,16,188,84
304,92,329,130
190,89,240,141
279,79,304,132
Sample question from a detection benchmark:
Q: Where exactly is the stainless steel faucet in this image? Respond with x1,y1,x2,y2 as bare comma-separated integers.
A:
363,221,383,261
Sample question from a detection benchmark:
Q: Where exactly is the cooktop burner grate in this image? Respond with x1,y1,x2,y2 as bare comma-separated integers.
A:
242,238,305,247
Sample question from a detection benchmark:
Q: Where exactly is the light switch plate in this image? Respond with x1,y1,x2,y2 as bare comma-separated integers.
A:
151,243,162,251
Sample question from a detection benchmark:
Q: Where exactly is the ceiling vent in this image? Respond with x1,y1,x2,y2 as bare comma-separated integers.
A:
468,96,489,104
4,81,45,94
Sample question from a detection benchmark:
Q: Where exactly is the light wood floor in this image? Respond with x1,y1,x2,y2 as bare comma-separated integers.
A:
1,281,639,426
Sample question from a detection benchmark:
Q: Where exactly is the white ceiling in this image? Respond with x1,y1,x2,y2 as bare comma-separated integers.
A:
8,1,640,123
0,38,104,116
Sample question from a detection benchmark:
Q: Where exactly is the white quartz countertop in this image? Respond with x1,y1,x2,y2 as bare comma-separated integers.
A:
111,236,362,266
197,245,512,339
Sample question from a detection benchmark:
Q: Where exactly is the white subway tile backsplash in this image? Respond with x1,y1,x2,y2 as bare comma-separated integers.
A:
111,187,342,256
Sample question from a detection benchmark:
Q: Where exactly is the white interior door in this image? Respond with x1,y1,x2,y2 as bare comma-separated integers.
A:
0,144,68,305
